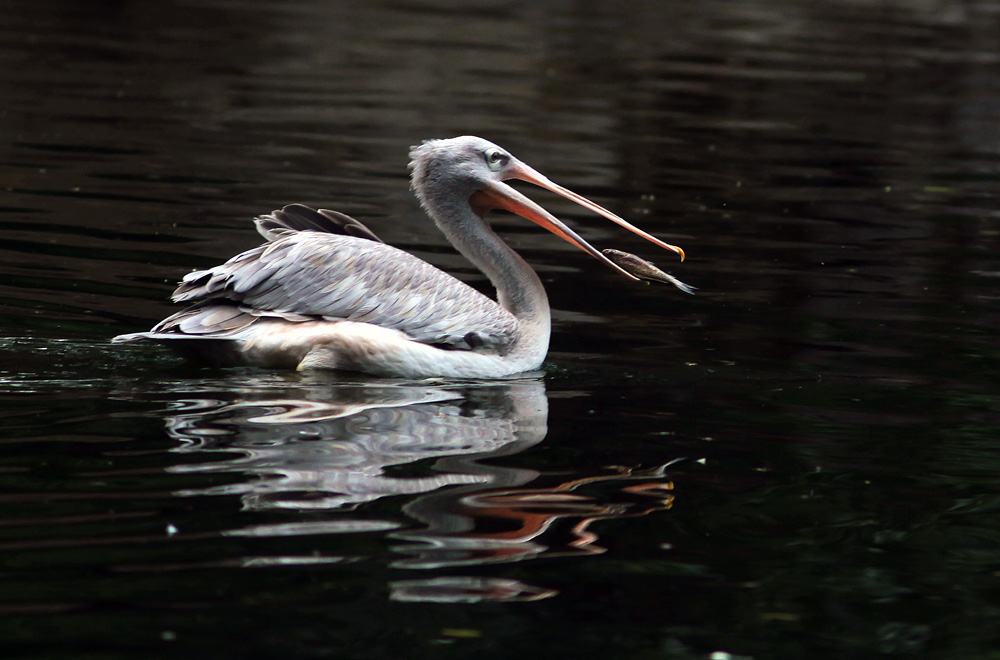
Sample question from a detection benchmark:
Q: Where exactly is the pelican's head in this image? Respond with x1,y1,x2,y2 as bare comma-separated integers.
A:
408,136,685,279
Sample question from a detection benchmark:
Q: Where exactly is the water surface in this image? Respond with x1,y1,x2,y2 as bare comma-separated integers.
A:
1,1,999,658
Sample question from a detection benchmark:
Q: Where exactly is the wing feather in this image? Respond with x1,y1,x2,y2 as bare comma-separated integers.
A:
254,204,384,243
169,230,518,352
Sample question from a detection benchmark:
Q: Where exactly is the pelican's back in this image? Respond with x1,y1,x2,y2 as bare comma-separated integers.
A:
113,205,519,364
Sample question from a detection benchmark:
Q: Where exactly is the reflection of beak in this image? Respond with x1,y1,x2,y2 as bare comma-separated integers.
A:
469,160,685,281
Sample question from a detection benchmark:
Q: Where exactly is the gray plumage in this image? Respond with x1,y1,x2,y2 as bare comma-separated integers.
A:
148,204,519,352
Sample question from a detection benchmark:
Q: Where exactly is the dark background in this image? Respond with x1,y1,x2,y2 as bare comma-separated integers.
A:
1,1,999,658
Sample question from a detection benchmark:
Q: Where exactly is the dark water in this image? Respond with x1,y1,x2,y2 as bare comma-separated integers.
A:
2,1,1000,658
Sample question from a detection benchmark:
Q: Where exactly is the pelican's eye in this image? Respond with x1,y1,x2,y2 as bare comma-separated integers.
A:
485,148,510,171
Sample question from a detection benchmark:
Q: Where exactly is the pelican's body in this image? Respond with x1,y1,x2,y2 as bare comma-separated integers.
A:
114,137,686,378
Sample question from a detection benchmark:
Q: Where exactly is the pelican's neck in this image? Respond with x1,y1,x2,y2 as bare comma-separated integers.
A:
425,197,550,327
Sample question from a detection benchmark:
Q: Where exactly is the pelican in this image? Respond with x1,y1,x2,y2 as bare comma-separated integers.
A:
114,136,687,378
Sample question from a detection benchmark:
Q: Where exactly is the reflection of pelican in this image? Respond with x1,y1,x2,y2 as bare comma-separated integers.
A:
114,136,686,377
390,576,557,603
162,379,678,574
167,380,548,512
392,464,676,569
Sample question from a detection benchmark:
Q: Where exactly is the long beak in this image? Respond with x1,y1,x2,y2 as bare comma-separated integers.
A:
469,160,684,281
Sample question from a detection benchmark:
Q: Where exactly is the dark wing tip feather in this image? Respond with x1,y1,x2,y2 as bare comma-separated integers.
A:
255,204,383,243
316,209,383,242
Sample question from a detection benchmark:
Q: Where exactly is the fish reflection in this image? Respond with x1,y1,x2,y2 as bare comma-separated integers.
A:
161,378,677,600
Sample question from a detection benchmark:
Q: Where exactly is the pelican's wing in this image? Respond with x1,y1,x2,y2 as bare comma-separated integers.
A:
254,204,383,243
161,231,519,352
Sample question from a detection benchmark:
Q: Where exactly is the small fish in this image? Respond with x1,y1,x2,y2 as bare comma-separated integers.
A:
602,249,696,295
